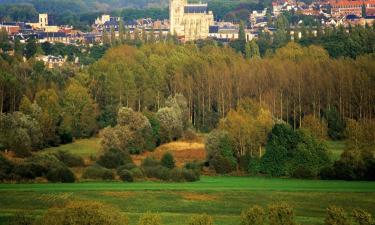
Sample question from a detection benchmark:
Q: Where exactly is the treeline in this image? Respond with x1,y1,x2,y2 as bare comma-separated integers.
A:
7,200,375,225
88,43,374,132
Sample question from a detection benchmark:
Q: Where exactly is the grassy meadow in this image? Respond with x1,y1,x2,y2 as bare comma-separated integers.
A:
0,177,375,225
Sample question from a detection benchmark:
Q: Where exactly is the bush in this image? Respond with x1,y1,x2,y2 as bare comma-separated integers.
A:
143,165,170,181
130,167,144,179
117,163,137,172
188,214,214,225
183,128,198,141
12,164,37,180
205,130,237,174
169,168,185,182
141,156,160,168
53,151,84,167
161,152,175,169
182,169,200,182
352,208,373,225
291,166,316,179
0,154,13,181
211,155,236,174
138,212,162,225
240,205,265,225
184,161,202,173
247,158,261,175
26,154,64,172
118,169,134,182
320,165,336,180
46,166,75,183
97,148,132,169
325,206,350,225
268,203,296,225
82,165,115,180
37,201,128,225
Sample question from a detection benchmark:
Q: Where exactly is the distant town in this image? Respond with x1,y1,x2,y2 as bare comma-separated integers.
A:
0,0,374,67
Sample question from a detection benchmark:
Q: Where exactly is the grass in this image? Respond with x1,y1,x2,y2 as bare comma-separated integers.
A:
0,176,375,225
41,138,101,158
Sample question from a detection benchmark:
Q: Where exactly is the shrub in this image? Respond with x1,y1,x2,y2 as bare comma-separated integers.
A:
268,203,296,225
37,201,128,225
352,208,373,225
320,165,336,180
182,128,198,141
182,169,200,182
46,166,75,183
247,158,261,175
143,165,170,181
138,212,162,225
184,161,202,172
117,163,137,172
141,156,160,168
12,164,37,180
161,152,175,169
323,107,345,140
205,130,237,174
291,166,316,179
26,154,64,172
188,214,214,225
118,169,134,182
53,151,84,167
211,155,236,174
82,165,115,180
169,168,185,182
240,205,265,225
325,206,350,225
130,167,144,179
97,148,132,169
0,154,13,181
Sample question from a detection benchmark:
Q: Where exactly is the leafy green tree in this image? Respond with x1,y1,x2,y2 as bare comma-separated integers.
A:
62,80,98,138
205,129,237,173
324,107,346,140
156,106,183,143
25,37,37,59
245,40,260,59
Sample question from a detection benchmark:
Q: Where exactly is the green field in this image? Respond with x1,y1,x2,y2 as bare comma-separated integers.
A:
1,176,375,225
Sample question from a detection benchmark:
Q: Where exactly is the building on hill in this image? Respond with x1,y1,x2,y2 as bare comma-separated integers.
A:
27,14,60,32
169,0,214,41
330,0,375,18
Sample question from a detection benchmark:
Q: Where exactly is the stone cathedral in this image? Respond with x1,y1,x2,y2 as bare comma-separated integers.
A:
169,0,214,41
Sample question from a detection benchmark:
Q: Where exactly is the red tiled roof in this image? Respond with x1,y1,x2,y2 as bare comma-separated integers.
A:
330,0,375,6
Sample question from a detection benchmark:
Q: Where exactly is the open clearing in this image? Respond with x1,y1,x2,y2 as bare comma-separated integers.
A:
0,176,375,225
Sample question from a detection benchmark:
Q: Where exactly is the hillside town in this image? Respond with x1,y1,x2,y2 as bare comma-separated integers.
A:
0,0,374,66
1,0,374,43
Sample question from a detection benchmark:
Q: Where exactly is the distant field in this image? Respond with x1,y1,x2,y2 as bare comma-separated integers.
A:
0,176,375,225
42,138,102,158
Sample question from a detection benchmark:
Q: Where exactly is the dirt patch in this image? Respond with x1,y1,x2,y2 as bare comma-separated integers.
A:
179,192,217,201
101,191,138,199
132,141,206,167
